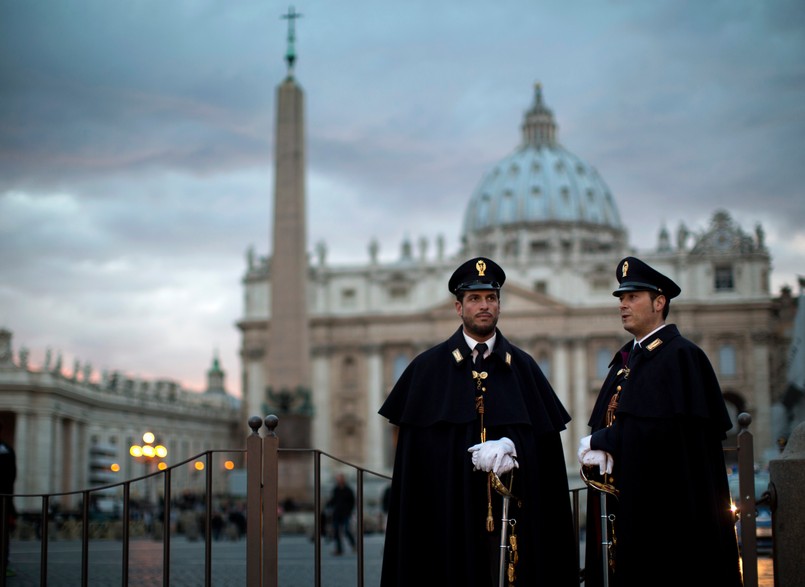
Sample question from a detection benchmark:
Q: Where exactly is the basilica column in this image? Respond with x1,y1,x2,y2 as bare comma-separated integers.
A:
365,345,384,471
570,338,588,477
751,333,773,458
551,338,571,465
243,347,266,421
311,349,331,452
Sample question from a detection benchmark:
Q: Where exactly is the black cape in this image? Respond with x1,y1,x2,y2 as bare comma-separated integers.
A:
379,326,578,587
584,324,742,587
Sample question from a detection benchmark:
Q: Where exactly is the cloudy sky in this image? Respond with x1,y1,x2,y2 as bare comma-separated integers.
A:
1,0,803,396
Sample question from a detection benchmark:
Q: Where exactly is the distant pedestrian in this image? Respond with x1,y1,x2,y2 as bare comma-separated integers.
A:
327,473,356,555
0,421,17,578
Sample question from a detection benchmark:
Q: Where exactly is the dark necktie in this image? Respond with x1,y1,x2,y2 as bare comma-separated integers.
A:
629,343,640,367
475,343,488,366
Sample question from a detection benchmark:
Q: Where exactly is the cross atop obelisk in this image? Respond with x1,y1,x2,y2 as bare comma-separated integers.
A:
281,6,302,77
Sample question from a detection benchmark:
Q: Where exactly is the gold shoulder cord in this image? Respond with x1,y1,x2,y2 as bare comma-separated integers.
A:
473,364,520,585
472,367,494,531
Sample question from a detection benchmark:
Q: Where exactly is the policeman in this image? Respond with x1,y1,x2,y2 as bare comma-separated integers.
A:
578,256,742,587
379,257,578,587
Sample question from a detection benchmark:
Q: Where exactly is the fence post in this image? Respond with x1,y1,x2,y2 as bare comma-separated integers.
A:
262,415,280,587
246,416,264,586
0,496,8,587
736,412,758,587
768,420,805,587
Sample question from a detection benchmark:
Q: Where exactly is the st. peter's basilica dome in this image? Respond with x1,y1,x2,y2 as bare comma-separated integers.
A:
461,84,627,265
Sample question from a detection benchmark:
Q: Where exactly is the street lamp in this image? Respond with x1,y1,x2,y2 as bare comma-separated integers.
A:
129,432,168,511
129,432,168,462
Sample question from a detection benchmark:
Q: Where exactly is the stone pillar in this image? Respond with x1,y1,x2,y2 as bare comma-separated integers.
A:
751,333,773,458
551,339,571,466
51,415,63,497
13,413,31,511
365,345,384,471
311,351,330,452
552,338,569,408
570,338,588,472
244,346,266,421
30,412,55,497
768,421,805,587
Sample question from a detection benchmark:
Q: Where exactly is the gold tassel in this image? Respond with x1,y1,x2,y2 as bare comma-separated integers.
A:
508,527,518,584
486,501,494,532
486,476,494,532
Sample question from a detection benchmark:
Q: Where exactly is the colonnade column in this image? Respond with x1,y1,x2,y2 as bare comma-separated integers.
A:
51,415,63,497
14,412,32,511
30,412,55,496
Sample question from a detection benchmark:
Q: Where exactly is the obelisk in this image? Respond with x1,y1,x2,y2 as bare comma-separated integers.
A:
266,6,313,455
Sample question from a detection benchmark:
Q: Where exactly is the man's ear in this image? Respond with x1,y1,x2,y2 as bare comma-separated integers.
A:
455,300,463,316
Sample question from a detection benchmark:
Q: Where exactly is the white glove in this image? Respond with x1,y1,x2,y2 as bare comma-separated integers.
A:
577,435,592,464
581,450,614,475
467,437,518,476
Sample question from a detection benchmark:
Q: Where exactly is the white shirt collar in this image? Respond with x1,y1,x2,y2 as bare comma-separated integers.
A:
464,331,496,356
636,323,667,347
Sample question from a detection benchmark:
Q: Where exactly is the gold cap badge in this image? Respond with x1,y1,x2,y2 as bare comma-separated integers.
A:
621,260,629,278
476,260,487,276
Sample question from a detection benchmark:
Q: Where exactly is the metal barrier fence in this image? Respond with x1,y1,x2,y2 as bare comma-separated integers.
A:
0,412,761,587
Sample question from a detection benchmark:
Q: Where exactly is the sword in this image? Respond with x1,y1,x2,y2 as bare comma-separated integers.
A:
580,465,618,587
490,472,521,587
498,491,511,587
600,491,610,587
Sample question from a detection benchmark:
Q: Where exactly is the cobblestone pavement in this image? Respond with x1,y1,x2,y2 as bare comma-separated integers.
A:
5,533,384,587
5,534,773,586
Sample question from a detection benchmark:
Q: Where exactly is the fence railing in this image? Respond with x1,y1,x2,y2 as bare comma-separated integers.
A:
0,412,762,587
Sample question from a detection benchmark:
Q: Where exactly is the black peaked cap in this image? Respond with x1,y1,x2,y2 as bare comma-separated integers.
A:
612,256,681,299
448,257,506,295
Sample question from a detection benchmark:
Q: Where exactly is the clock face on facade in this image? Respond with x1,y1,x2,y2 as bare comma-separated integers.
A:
715,229,732,251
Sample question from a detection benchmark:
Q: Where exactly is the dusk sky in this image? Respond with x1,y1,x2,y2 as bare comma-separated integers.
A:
1,0,803,396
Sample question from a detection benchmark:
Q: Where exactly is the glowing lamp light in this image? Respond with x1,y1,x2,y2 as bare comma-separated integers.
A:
111,463,121,472
130,433,168,465
157,462,168,471
194,461,205,471
224,460,235,470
